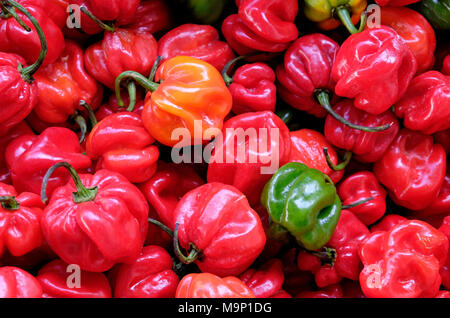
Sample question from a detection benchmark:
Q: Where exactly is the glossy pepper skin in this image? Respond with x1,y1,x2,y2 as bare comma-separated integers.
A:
84,28,157,90
221,0,298,57
375,0,419,5
276,34,339,118
261,162,342,251
338,172,387,225
379,6,436,74
173,182,266,277
227,62,276,115
304,0,367,32
113,245,179,298
86,112,159,183
0,0,65,66
412,166,450,221
0,183,44,258
5,127,91,197
359,220,448,298
158,24,235,72
176,273,255,298
0,122,33,184
288,129,344,184
207,111,291,206
420,0,450,30
439,216,450,290
139,162,204,227
238,0,298,44
394,71,450,135
138,56,232,147
95,90,144,122
33,40,103,124
374,129,446,211
125,0,172,34
332,26,417,115
370,214,407,233
36,259,112,298
68,0,140,35
41,168,149,272
0,266,42,298
221,14,289,57
0,53,38,136
239,259,284,298
324,100,399,163
298,210,370,287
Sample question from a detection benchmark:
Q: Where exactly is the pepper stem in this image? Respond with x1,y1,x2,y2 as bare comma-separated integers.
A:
342,197,373,209
0,2,30,31
275,108,294,126
221,55,248,86
2,0,47,82
310,247,337,266
323,147,352,171
126,82,137,112
148,217,174,238
79,100,98,128
41,162,98,204
173,223,201,265
80,6,115,32
115,71,160,107
71,113,87,144
0,196,20,210
315,90,392,132
149,56,163,82
334,6,366,34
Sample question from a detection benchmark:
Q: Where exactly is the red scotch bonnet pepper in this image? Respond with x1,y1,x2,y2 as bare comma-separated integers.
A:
0,182,44,258
171,182,266,277
207,111,291,206
359,220,448,298
36,259,112,298
222,0,298,56
40,162,149,272
5,127,91,197
332,26,417,115
86,112,159,184
158,24,235,72
222,57,276,114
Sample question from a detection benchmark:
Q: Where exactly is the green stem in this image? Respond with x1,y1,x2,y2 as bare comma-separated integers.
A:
79,100,98,127
115,71,159,107
149,56,163,82
335,6,366,34
126,82,137,112
0,196,20,210
72,113,87,144
173,223,201,265
41,162,98,204
275,108,294,126
2,0,47,81
148,217,174,238
315,90,392,132
80,6,115,32
221,55,248,86
310,247,337,266
342,197,373,210
0,3,30,31
323,147,352,171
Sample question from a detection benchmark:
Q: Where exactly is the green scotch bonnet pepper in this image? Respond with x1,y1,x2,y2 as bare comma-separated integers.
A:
261,162,342,251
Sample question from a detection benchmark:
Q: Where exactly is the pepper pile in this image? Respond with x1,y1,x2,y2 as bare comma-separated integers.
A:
0,0,449,299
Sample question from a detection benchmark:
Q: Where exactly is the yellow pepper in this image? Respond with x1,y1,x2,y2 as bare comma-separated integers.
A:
304,0,367,33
